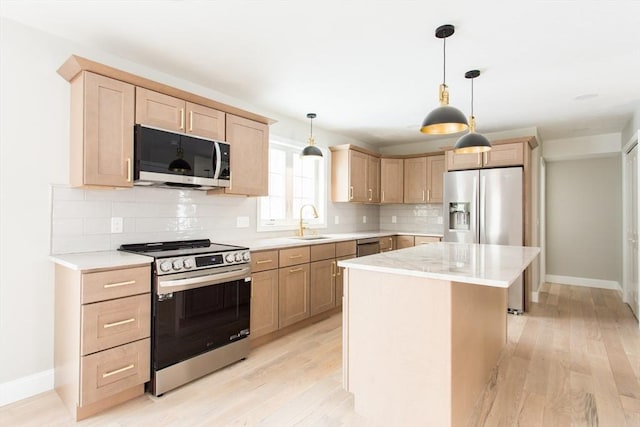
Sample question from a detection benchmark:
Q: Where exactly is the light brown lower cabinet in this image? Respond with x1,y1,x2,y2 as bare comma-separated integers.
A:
335,255,354,307
379,236,396,252
278,263,310,328
414,236,441,245
250,269,279,339
54,263,151,421
396,235,415,249
310,259,336,316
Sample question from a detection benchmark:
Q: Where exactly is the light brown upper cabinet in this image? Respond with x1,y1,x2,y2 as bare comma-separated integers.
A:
135,87,225,140
426,155,445,203
446,142,524,171
380,158,404,204
330,145,381,203
69,72,135,188
218,114,269,196
403,155,444,204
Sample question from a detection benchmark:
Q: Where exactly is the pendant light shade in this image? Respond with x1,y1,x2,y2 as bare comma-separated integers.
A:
420,25,468,135
301,113,323,158
454,70,492,153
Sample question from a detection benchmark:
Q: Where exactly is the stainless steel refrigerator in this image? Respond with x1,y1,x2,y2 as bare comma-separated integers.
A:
443,167,524,314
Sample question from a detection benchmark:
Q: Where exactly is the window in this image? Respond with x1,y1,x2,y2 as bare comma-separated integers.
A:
257,138,326,231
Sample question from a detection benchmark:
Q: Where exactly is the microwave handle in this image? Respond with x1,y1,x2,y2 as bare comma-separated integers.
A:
213,142,222,180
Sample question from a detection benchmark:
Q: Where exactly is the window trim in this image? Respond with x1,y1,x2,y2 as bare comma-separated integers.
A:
256,136,327,233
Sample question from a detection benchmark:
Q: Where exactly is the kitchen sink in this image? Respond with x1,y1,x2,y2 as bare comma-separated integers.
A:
288,235,331,240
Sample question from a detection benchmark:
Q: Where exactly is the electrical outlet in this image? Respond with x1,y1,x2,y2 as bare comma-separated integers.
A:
334,215,339,225
362,216,367,224
437,217,443,224
236,216,250,228
110,217,123,233
392,215,397,224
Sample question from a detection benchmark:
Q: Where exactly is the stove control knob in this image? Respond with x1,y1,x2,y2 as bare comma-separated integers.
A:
225,253,235,263
242,251,250,262
183,258,195,269
234,252,242,262
160,261,172,273
172,259,183,270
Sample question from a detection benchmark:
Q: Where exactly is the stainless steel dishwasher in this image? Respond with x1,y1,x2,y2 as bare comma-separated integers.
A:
356,237,380,257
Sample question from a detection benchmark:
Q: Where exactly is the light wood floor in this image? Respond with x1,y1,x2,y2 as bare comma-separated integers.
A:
1,283,639,426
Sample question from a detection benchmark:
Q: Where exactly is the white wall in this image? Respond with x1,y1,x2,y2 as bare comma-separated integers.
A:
0,18,378,401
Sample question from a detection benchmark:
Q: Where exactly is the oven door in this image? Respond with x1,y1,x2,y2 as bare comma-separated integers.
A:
153,266,251,371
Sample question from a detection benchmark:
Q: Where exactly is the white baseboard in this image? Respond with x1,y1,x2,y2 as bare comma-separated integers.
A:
0,369,53,407
545,274,622,292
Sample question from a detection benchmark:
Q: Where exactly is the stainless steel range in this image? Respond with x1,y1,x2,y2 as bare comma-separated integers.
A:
119,239,251,396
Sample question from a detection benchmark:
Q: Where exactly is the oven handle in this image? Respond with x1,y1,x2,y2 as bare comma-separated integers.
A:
157,265,251,295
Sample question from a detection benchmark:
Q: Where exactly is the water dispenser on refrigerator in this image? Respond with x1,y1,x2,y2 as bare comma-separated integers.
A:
449,202,470,230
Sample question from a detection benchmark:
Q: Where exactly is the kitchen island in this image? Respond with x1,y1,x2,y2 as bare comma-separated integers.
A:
338,242,539,427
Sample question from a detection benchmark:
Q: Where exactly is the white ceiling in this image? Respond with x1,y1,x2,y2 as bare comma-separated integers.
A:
2,0,639,147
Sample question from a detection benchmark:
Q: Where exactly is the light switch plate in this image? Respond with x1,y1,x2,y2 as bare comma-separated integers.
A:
392,215,397,224
362,216,367,224
437,217,443,224
110,217,123,233
334,215,339,225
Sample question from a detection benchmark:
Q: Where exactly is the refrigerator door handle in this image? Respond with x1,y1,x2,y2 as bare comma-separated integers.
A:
479,174,486,244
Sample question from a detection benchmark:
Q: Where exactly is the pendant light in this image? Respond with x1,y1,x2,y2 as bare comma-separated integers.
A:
454,70,492,153
420,24,469,135
301,113,323,158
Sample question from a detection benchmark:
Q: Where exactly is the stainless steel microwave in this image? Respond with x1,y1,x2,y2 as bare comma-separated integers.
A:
134,125,230,190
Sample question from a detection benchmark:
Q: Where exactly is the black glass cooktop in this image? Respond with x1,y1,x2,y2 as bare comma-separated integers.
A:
119,239,247,259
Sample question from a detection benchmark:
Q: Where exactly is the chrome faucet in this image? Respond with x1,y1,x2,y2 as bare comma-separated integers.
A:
298,204,319,237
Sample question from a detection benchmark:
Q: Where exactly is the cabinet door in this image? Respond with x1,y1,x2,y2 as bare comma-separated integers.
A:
135,87,185,132
379,236,395,252
482,142,524,168
403,157,427,203
224,114,269,196
426,155,445,203
278,264,310,328
250,269,279,339
349,150,368,202
367,155,381,203
381,158,404,204
396,235,415,249
79,72,134,188
445,150,482,171
186,102,225,140
310,259,336,316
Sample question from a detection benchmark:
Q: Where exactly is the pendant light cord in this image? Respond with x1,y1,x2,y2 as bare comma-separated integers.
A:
470,77,474,117
442,37,446,85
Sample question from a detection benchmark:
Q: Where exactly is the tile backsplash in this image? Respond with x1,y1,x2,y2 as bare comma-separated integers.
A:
50,185,380,254
379,204,444,234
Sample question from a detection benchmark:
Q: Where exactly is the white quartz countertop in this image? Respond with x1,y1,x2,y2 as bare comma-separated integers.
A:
338,242,540,288
50,251,154,272
229,231,443,251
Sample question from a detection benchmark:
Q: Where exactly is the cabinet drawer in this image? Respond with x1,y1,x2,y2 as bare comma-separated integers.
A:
82,266,150,304
310,243,336,262
414,236,441,245
279,246,310,267
396,235,415,249
379,236,395,252
251,250,279,272
81,294,150,355
80,338,150,406
335,240,357,257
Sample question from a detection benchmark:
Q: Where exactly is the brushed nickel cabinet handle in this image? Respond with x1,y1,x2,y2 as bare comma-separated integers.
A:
382,190,385,202
189,111,194,131
331,261,336,278
126,158,132,183
256,259,273,265
102,364,135,379
103,280,135,289
289,267,303,273
103,318,135,329
427,189,431,201
349,186,354,200
368,189,372,201
179,108,185,130
422,190,425,202
289,254,303,259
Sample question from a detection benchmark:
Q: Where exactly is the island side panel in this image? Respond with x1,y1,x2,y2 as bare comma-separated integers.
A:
451,281,507,427
343,268,453,427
